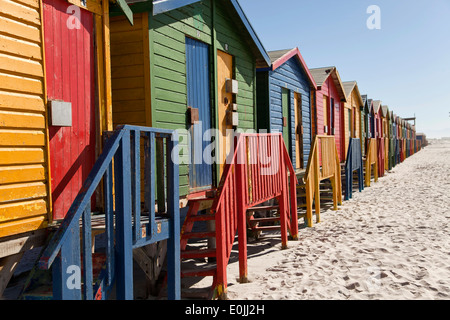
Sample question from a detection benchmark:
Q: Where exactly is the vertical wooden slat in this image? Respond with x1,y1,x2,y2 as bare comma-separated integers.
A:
82,204,93,300
114,130,133,300
166,133,180,300
131,130,141,242
104,162,114,286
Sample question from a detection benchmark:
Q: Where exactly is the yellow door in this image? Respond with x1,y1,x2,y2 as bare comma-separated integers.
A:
217,50,233,176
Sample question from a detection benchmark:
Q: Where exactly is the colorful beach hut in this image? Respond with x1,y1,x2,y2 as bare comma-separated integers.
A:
381,105,389,171
360,95,370,157
342,81,364,161
109,0,271,197
256,48,317,171
309,67,347,161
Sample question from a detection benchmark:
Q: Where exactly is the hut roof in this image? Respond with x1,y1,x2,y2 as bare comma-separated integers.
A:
152,0,271,68
373,100,382,114
266,48,317,89
309,66,347,102
342,81,364,106
381,105,389,117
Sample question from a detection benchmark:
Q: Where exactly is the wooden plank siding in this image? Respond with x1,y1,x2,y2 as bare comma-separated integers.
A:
343,88,362,160
0,0,51,237
313,76,343,162
257,57,312,170
108,0,263,198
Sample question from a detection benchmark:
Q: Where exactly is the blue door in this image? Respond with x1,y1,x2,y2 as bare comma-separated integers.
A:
186,37,212,191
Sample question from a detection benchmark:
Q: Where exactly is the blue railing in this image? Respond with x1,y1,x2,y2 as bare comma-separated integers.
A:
344,138,364,200
38,125,180,300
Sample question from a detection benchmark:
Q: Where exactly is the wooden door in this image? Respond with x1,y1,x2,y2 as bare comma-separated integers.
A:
281,88,290,150
44,0,96,220
217,50,233,176
186,38,212,191
294,92,304,169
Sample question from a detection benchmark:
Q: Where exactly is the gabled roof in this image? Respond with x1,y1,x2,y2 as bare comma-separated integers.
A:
368,99,373,113
342,81,364,106
373,100,382,114
264,48,317,90
381,105,389,117
309,66,347,102
151,0,271,67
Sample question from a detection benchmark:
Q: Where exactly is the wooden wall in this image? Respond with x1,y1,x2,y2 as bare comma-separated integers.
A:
0,0,50,237
343,89,361,160
314,76,343,161
257,57,312,170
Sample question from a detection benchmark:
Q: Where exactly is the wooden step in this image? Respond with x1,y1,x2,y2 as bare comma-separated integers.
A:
249,217,280,224
252,225,280,231
247,205,279,212
181,231,215,240
181,266,216,278
188,214,215,222
181,248,216,259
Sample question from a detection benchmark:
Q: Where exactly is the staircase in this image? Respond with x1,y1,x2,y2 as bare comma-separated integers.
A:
299,135,342,227
178,133,298,300
20,125,181,300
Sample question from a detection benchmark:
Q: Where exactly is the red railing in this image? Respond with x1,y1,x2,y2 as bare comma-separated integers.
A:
211,133,297,299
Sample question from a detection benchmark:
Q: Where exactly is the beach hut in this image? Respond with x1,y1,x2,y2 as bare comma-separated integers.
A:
256,48,317,171
360,95,370,157
0,0,135,296
342,81,364,161
381,105,389,171
109,0,270,198
309,67,347,161
372,100,385,176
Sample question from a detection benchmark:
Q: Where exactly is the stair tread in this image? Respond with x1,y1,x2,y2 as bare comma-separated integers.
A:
188,214,215,222
182,231,215,239
249,216,280,223
181,248,216,259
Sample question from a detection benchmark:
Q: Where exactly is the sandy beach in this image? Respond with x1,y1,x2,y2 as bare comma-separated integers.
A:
224,139,450,300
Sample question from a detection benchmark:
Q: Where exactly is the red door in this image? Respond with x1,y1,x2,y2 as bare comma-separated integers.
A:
44,0,96,220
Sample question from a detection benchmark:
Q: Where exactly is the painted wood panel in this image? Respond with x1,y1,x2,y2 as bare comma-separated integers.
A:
0,0,50,237
44,0,96,220
257,56,312,169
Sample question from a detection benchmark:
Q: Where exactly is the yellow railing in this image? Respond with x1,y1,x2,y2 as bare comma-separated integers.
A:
304,136,342,227
365,138,378,187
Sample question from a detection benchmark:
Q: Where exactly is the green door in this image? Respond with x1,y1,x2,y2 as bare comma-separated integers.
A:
282,88,290,150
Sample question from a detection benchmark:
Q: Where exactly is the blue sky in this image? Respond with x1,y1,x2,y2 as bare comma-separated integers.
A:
239,0,450,138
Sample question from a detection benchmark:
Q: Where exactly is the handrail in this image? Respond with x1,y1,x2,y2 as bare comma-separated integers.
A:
364,138,378,187
212,133,297,299
304,135,342,227
344,138,364,200
38,125,180,300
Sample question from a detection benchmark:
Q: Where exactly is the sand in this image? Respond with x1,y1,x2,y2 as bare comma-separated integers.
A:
225,139,450,300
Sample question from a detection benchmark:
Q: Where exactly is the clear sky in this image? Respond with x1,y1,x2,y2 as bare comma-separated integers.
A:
239,0,450,138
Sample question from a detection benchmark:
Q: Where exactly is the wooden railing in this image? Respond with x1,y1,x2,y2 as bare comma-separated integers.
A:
211,133,297,299
304,135,342,227
365,138,378,187
38,125,180,300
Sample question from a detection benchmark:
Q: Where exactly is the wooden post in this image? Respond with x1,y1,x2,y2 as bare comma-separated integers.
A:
236,137,248,283
52,226,81,300
114,130,133,300
166,132,180,300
